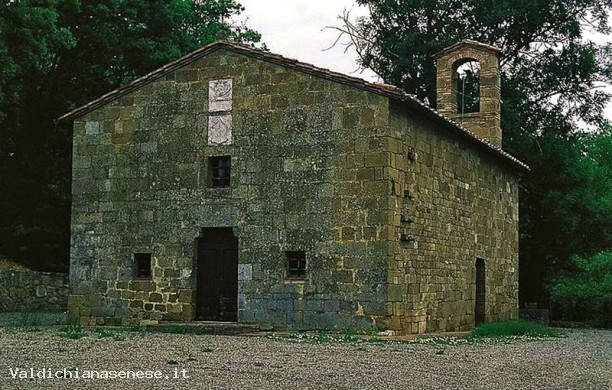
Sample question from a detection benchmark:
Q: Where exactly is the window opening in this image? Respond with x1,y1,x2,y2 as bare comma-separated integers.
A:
135,253,152,279
286,251,306,279
209,156,231,187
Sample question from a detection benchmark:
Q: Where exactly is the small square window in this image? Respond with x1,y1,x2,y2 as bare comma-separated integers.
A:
134,253,152,279
286,251,306,279
209,156,231,188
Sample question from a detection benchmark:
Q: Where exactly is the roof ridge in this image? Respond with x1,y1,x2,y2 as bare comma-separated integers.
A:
432,39,502,59
58,40,405,122
57,40,527,172
399,93,528,170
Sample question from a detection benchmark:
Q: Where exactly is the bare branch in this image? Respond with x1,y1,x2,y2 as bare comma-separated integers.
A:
322,7,385,78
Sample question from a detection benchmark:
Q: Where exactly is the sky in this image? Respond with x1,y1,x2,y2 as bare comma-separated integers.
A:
235,0,379,82
236,0,612,120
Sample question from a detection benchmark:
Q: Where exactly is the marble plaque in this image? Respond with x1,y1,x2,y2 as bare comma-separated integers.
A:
209,79,233,112
208,114,232,145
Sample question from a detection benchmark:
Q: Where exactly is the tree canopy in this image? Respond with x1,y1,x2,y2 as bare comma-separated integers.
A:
0,0,259,271
334,0,612,304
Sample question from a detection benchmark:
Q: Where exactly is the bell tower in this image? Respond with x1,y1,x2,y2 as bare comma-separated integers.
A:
433,40,502,148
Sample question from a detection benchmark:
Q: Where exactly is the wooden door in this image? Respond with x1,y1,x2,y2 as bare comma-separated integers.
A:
196,228,238,321
475,258,486,326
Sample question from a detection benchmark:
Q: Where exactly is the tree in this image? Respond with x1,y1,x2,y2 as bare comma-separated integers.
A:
333,0,612,305
0,0,77,270
550,250,612,326
0,0,259,271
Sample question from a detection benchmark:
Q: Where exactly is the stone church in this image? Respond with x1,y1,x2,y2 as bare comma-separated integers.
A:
60,39,527,333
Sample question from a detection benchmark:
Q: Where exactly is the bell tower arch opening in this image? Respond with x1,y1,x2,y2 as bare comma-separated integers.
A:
454,59,481,114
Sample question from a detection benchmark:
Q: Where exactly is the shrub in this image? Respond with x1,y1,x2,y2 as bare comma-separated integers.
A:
549,251,612,327
468,320,561,339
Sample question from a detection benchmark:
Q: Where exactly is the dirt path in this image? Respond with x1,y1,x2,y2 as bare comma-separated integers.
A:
0,327,610,389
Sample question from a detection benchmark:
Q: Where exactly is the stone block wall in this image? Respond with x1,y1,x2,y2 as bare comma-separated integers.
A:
69,48,395,328
68,44,520,332
387,101,519,333
0,270,69,313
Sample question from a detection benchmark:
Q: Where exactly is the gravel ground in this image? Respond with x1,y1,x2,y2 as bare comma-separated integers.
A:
0,327,610,390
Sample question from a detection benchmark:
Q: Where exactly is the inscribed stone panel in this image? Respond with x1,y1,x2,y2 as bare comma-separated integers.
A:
208,114,232,145
209,79,233,112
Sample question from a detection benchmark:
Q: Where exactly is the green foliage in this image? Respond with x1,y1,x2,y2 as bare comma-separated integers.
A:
407,336,466,346
283,330,386,345
0,0,75,111
58,322,85,339
345,324,381,336
94,327,126,341
0,310,66,329
341,0,612,119
549,251,612,327
121,324,215,335
15,311,44,328
467,321,561,339
0,0,259,270
337,0,612,306
518,127,612,302
157,325,189,334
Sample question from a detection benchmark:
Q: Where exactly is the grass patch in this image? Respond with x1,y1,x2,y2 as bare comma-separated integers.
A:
117,324,212,336
345,324,381,337
119,325,152,337
405,335,468,346
0,310,66,329
157,325,189,334
122,325,201,335
23,326,43,332
59,322,85,340
467,320,561,339
279,330,387,345
297,331,361,344
94,328,125,341
126,325,147,332
16,311,44,327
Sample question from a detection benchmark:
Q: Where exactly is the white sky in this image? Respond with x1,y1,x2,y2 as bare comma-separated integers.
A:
236,0,612,120
236,0,379,82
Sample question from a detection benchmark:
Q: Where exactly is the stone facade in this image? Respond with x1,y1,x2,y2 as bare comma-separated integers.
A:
0,270,69,313
63,40,524,332
387,103,519,332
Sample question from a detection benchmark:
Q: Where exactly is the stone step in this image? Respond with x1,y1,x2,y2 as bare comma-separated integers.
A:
152,321,260,335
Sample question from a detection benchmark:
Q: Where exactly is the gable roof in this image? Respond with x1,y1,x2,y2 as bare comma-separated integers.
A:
432,39,502,59
58,40,528,172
